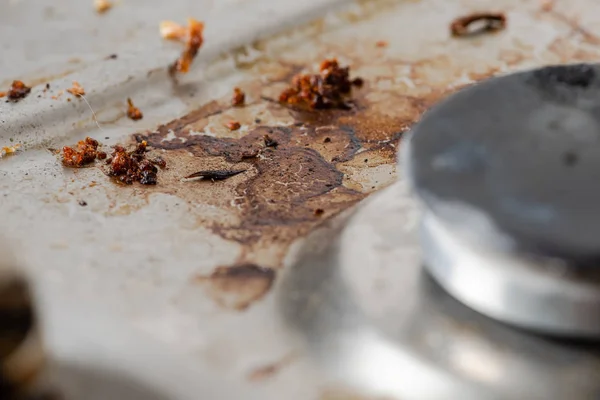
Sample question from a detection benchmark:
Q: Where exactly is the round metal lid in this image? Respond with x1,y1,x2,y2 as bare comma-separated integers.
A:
407,63,600,264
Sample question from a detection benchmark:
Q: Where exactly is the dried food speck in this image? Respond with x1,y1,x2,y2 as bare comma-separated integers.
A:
66,81,85,97
46,83,50,89
226,121,241,131
160,20,187,41
323,137,331,143
94,0,113,13
106,141,159,185
61,137,100,167
78,200,87,206
375,40,388,48
450,13,507,37
184,169,246,181
232,87,246,107
106,54,118,60
126,98,143,121
263,135,278,148
168,18,204,75
5,81,31,102
97,151,107,160
278,58,362,110
314,209,324,216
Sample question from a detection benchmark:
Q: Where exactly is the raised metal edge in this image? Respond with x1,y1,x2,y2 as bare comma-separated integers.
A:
420,210,600,338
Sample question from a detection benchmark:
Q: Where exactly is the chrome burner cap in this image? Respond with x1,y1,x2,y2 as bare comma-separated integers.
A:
406,63,600,337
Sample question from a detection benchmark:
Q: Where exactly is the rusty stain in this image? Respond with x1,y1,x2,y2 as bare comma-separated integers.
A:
132,59,457,266
247,353,296,382
195,263,276,311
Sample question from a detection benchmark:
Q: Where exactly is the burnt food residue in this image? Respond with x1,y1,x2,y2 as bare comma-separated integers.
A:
450,13,507,37
133,57,439,266
279,58,363,109
184,169,246,181
196,264,276,311
106,141,165,185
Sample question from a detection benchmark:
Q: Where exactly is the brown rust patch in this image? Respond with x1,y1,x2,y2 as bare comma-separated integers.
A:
195,264,276,311
132,59,453,266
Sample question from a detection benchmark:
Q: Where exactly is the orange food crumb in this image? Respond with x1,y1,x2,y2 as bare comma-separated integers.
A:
0,92,5,98
160,21,187,41
5,81,31,102
169,18,205,75
61,137,100,168
375,40,388,48
94,0,113,13
232,87,245,107
126,98,143,121
67,81,85,97
226,121,241,131
1,144,22,158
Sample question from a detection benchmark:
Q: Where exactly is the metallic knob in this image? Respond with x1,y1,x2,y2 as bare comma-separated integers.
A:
405,63,600,338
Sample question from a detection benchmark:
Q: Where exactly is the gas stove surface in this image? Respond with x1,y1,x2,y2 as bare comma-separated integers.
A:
2,0,600,398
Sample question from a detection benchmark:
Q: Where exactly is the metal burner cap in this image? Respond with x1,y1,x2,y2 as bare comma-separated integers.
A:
408,63,600,264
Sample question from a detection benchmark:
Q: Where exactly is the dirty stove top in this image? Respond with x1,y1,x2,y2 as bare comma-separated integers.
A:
1,0,600,398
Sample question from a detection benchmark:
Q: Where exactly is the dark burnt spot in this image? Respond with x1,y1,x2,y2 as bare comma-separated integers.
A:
195,263,276,311
184,169,246,180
